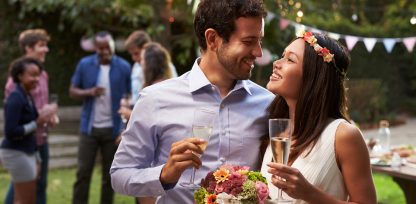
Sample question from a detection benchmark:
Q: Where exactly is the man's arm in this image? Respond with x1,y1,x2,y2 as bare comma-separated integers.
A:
110,90,204,197
69,84,104,100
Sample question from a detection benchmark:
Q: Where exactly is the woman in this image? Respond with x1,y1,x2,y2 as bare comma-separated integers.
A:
0,57,52,204
261,31,376,204
118,42,173,122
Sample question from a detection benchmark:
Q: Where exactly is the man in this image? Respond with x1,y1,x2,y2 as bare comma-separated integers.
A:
69,31,131,204
110,0,273,203
4,28,57,204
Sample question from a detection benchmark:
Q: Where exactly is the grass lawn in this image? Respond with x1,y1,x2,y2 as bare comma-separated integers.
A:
0,167,135,204
0,169,406,203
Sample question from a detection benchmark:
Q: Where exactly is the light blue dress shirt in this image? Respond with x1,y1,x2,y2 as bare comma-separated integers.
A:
110,59,274,203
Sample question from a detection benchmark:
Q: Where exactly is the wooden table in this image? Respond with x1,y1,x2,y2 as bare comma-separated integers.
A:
372,165,416,204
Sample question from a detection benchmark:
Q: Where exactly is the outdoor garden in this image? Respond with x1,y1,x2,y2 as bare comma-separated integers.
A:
0,0,416,203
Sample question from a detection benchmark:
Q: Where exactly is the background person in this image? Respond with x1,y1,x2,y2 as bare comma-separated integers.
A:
0,57,55,204
262,31,376,203
3,28,57,204
124,30,178,107
110,0,274,203
118,42,174,123
69,31,131,204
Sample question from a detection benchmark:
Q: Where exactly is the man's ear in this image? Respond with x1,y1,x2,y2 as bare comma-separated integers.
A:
25,46,34,54
205,28,221,52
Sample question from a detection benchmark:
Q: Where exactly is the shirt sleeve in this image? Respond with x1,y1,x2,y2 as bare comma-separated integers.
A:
5,92,28,140
110,90,167,197
71,60,84,87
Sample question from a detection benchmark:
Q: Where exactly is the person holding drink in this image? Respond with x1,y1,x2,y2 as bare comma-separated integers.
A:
261,31,376,203
3,28,57,204
69,31,131,204
110,0,274,203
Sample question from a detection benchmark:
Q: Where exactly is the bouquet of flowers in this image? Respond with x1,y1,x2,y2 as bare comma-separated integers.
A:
194,164,269,204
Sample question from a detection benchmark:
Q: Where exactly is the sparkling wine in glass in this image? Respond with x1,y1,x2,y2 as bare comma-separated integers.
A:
180,108,215,189
269,118,292,203
43,94,59,137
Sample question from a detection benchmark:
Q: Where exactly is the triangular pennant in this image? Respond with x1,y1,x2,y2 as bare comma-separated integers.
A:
328,32,341,40
363,38,377,52
279,18,289,30
255,48,273,66
294,23,306,34
382,38,396,53
266,12,275,24
403,37,416,53
345,36,359,51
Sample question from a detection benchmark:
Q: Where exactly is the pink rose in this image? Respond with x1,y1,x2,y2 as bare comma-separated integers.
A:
255,181,269,204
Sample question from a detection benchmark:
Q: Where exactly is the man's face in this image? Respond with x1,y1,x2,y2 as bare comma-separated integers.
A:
216,17,264,80
127,45,142,63
26,41,49,63
95,38,113,64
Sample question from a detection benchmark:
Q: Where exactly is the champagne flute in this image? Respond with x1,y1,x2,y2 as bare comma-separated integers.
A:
269,118,292,203
43,94,59,137
180,108,216,189
119,94,131,128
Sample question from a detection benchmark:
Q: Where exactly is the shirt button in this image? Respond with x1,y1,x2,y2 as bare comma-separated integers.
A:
219,157,226,163
211,86,215,91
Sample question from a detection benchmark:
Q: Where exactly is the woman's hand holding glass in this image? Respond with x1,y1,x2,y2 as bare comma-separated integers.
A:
268,118,293,203
267,162,314,201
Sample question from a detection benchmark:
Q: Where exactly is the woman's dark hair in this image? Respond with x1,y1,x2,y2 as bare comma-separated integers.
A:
10,57,43,83
142,42,172,88
268,33,351,162
194,0,266,52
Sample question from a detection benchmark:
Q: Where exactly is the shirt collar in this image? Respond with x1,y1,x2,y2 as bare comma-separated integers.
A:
188,58,252,95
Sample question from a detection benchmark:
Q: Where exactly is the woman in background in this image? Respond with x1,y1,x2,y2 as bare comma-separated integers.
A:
118,42,173,123
0,57,54,204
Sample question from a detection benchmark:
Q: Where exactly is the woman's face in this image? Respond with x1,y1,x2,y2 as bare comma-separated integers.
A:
18,63,40,92
267,39,304,100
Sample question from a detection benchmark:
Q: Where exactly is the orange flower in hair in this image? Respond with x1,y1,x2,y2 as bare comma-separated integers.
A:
296,30,334,63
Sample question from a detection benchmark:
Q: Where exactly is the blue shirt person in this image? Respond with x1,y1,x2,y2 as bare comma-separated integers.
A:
110,0,273,203
69,31,131,204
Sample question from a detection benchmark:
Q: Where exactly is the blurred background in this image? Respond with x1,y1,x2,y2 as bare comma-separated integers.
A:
0,1,416,203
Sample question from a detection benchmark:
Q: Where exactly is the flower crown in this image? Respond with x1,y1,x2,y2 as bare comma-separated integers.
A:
296,30,334,63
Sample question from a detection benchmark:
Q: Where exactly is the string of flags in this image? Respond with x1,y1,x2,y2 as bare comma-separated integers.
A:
278,17,416,53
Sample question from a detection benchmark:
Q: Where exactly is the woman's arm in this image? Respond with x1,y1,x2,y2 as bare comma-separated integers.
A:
333,122,377,204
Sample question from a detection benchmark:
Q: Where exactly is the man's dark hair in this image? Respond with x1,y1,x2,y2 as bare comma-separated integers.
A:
124,30,152,50
194,0,266,51
10,57,43,83
18,29,50,52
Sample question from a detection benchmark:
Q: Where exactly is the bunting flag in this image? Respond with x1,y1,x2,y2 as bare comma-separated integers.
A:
345,36,359,51
383,38,397,53
276,17,416,53
363,38,377,52
403,37,416,52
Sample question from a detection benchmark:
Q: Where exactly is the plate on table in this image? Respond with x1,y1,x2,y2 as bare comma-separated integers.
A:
370,158,391,167
404,157,416,168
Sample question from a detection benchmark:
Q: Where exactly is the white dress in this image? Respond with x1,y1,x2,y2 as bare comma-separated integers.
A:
261,119,349,204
